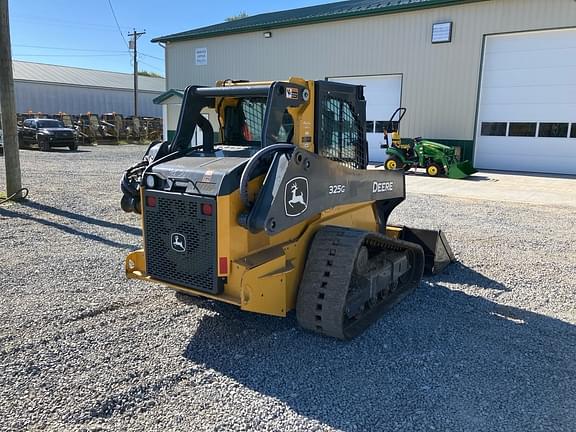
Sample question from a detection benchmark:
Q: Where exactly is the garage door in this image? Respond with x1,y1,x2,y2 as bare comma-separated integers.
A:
329,75,402,163
475,28,576,175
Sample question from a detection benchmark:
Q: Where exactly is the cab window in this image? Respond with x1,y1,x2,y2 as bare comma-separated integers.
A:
222,98,265,146
318,95,364,169
221,98,293,146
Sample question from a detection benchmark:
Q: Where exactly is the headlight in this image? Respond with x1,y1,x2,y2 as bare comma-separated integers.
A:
145,175,156,188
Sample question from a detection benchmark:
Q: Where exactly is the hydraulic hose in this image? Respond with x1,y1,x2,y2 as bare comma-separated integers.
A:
119,141,205,213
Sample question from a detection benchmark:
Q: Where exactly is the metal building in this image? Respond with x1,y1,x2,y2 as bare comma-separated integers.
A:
152,0,576,175
12,61,165,118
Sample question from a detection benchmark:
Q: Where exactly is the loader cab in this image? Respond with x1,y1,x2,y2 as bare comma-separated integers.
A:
169,81,307,159
168,79,366,166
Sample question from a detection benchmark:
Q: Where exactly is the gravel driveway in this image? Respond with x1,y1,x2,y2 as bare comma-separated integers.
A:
1,146,575,432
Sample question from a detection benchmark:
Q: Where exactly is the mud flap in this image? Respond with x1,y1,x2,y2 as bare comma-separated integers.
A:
447,160,477,179
387,226,455,275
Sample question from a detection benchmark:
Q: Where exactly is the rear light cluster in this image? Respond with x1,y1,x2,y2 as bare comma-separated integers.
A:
219,257,228,274
146,196,157,207
201,203,213,216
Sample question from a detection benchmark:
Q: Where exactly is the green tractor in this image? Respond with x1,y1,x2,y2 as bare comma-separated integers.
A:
383,108,477,179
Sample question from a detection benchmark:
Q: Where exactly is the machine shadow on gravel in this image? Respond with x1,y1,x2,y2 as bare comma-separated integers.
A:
21,200,141,236
182,284,576,431
423,262,510,291
0,205,136,250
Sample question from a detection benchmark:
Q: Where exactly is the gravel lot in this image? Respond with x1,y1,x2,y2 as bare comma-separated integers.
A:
0,145,575,432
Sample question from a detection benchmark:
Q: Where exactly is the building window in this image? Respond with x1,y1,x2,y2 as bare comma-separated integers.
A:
375,121,390,133
571,124,576,138
481,122,507,136
366,121,374,133
538,123,569,138
432,22,453,44
509,122,537,137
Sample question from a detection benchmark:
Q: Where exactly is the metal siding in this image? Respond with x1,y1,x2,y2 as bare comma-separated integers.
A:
13,61,165,92
14,82,162,117
165,0,576,141
166,104,181,131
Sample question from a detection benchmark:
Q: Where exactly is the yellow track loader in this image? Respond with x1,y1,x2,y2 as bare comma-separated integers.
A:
120,78,454,340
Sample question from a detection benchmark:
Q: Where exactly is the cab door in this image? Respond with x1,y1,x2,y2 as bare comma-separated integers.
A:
327,75,402,163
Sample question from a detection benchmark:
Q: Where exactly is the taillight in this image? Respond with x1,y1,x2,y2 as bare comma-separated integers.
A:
201,203,213,216
219,257,228,275
146,196,157,207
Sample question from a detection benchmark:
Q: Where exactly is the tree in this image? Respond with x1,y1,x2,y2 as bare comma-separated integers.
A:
225,12,248,22
138,70,164,78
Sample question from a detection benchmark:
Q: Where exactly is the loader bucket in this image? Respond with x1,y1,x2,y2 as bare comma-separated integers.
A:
447,160,477,179
387,226,455,275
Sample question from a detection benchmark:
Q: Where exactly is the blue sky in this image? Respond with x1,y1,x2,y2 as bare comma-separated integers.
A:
9,0,340,75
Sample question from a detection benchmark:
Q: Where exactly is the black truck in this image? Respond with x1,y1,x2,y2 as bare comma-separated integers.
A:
18,118,78,151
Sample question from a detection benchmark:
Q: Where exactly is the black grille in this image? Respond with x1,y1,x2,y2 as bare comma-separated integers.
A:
143,191,219,294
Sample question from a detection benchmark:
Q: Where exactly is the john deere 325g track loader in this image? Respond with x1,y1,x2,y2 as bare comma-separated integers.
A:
120,78,454,340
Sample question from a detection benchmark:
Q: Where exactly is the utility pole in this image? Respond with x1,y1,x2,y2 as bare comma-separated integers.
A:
129,29,146,118
0,0,22,198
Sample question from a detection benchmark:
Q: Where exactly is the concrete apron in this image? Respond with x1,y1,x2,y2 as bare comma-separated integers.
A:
398,169,575,208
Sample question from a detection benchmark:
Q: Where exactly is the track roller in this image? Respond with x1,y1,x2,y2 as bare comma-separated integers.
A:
296,226,424,340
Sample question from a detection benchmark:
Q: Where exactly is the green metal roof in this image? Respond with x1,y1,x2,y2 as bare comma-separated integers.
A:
152,0,485,43
153,89,183,104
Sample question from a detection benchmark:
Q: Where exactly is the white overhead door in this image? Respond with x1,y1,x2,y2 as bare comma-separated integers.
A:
329,75,402,163
475,28,576,175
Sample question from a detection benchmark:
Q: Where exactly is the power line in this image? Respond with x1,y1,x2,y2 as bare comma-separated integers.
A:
13,44,164,62
11,15,131,31
13,53,128,57
138,59,165,73
12,44,127,53
10,20,129,33
107,0,129,48
139,52,164,61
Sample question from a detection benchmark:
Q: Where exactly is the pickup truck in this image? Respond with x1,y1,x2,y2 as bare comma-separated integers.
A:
18,118,78,151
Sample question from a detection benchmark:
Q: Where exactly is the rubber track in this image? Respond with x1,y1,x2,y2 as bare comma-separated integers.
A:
296,226,424,340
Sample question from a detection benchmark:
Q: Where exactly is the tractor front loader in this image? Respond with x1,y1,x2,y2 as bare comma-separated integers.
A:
120,78,454,340
383,108,477,179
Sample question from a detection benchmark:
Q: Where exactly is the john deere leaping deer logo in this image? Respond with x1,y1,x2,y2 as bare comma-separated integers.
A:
170,233,186,253
284,177,309,217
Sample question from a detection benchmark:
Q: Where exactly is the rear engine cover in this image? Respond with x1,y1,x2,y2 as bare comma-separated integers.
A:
143,190,220,294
